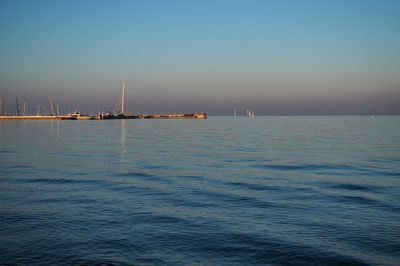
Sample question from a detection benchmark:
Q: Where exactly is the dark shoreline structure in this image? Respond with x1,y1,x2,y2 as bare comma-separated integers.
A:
0,82,207,120
0,112,208,120
136,113,207,119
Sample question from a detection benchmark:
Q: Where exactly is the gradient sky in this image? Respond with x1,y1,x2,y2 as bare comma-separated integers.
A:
0,0,399,115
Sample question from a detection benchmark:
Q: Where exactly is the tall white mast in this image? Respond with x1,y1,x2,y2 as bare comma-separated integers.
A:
121,80,125,115
16,98,19,116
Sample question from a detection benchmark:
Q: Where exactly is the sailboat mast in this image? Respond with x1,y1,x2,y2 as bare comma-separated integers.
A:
16,98,20,116
121,80,125,115
0,97,4,116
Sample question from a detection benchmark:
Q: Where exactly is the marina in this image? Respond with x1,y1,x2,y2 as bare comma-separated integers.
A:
0,113,207,120
0,113,208,120
0,82,207,120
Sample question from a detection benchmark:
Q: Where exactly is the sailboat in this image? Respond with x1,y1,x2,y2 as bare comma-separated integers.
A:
118,80,125,117
246,109,255,117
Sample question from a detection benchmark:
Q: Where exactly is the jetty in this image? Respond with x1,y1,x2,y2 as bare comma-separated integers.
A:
136,113,207,119
0,81,207,120
0,113,207,120
0,115,76,120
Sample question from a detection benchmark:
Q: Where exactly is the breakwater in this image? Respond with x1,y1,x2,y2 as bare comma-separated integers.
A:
136,113,207,119
0,115,76,120
0,112,207,120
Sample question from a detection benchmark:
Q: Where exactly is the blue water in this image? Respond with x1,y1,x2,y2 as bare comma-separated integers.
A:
0,116,399,265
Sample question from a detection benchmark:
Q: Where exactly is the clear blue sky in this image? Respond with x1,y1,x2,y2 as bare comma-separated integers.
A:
0,0,399,114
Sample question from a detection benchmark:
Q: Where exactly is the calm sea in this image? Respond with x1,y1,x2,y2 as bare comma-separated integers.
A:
0,116,399,265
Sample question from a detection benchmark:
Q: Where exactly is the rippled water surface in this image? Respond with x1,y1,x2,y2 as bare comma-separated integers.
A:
1,116,399,265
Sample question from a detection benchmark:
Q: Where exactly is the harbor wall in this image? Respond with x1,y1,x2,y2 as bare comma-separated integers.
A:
0,115,75,120
0,113,207,120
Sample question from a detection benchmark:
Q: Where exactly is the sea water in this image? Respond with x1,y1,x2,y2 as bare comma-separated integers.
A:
0,116,399,265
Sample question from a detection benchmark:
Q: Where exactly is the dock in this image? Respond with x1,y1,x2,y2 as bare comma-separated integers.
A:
0,81,207,121
0,115,76,120
0,113,207,120
136,113,207,119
